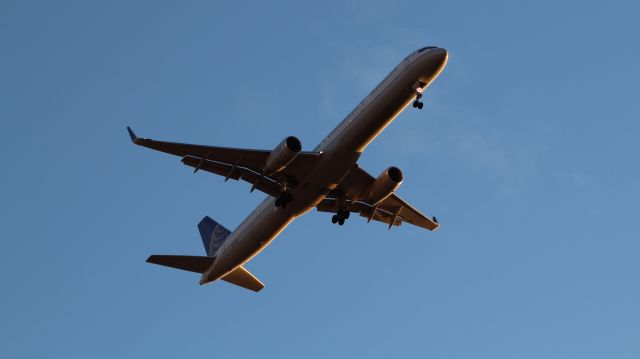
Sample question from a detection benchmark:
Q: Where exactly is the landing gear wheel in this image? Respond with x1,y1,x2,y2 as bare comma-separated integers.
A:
413,89,424,110
332,208,350,225
275,198,281,207
337,209,350,219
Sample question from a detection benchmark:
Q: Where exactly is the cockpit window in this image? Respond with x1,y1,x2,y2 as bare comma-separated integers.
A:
417,46,437,53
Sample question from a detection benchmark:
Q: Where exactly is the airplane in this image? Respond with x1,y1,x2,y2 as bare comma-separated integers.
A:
128,46,448,292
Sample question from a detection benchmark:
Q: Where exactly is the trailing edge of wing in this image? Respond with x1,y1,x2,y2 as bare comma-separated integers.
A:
318,197,439,231
181,156,282,197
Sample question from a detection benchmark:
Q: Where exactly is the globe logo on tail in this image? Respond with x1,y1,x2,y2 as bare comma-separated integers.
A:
209,224,231,255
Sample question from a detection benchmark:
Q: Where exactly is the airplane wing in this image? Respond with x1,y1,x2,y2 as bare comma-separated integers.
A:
317,166,440,231
127,127,321,196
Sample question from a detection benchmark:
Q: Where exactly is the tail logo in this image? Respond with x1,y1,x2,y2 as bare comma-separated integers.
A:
209,224,231,255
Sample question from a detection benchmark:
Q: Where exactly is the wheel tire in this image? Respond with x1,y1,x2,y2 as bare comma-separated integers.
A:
344,211,350,219
417,102,424,109
275,198,281,207
332,215,338,224
338,218,345,226
412,101,418,108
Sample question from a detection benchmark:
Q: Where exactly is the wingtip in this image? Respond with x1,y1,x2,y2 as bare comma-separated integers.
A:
126,126,137,142
431,216,440,231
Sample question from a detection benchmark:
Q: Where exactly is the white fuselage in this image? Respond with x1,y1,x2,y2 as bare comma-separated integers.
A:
200,47,448,284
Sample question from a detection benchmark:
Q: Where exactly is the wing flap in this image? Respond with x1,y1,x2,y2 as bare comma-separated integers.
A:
181,156,281,197
221,266,264,292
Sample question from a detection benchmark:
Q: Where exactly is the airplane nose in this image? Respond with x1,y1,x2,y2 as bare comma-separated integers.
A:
431,47,448,64
417,47,448,83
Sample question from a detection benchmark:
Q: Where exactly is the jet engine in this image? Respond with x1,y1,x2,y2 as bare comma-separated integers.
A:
263,136,302,176
366,166,403,205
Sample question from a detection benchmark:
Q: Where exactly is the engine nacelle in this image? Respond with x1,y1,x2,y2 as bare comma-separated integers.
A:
263,136,302,176
366,166,403,205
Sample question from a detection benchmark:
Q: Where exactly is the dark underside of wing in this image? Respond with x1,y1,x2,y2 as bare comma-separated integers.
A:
317,166,440,231
128,127,321,196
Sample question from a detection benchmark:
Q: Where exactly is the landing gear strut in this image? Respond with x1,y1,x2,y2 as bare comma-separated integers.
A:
412,82,425,110
274,193,292,209
274,180,293,209
331,208,350,226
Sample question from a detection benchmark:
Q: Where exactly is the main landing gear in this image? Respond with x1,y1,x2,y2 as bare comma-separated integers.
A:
274,193,292,209
274,180,293,209
331,208,350,226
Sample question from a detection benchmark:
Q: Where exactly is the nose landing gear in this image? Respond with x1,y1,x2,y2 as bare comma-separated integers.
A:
412,81,425,110
412,93,424,109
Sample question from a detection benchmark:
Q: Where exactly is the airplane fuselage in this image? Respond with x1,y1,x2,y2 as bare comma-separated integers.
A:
200,47,448,284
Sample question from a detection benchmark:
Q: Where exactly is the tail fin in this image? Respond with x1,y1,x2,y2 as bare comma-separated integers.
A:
198,216,232,256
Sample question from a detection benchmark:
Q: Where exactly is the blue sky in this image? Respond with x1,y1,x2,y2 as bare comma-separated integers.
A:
1,1,639,357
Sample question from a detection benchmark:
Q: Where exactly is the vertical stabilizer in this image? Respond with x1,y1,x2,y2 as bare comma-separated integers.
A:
197,216,231,256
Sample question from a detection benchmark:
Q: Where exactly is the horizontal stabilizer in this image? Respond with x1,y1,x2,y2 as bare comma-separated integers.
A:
147,255,214,273
221,266,264,292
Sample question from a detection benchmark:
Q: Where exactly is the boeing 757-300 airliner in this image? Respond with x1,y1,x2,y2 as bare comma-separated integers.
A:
128,46,448,292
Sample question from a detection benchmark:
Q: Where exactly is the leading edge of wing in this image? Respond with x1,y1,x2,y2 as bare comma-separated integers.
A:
125,126,320,169
126,126,271,161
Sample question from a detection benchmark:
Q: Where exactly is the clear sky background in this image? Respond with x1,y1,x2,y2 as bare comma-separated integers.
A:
1,1,639,357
